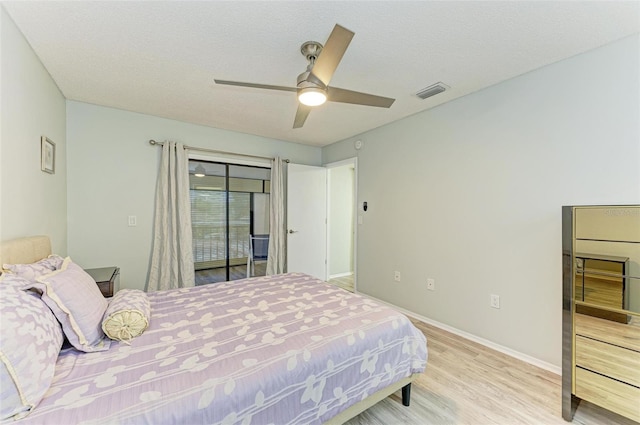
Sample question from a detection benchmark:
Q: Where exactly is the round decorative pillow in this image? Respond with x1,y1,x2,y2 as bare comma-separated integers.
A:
102,289,150,342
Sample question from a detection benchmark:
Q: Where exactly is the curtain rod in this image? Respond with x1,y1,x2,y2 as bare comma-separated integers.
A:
148,140,289,163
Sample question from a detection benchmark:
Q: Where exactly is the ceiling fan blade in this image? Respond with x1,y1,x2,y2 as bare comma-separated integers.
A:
214,79,297,93
327,87,395,108
293,104,312,128
310,24,354,87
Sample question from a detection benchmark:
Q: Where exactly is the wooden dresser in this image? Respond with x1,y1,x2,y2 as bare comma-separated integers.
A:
574,313,640,421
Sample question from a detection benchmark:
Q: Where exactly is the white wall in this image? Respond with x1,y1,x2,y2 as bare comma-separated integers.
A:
328,164,354,277
66,101,321,291
0,6,67,252
322,34,640,368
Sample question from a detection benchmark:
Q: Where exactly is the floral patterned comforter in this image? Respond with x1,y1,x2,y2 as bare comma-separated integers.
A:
18,273,427,424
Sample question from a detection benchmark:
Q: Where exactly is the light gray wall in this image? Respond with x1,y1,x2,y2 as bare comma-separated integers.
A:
66,101,321,291
322,34,640,368
328,164,354,276
0,6,67,253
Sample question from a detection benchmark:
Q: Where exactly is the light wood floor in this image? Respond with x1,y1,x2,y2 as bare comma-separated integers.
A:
345,319,637,425
328,274,355,292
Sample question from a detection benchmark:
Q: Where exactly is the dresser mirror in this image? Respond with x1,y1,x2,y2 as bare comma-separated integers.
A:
574,206,640,319
562,205,640,422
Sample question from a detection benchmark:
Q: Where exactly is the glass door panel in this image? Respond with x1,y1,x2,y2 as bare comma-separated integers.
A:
190,160,270,285
191,162,227,273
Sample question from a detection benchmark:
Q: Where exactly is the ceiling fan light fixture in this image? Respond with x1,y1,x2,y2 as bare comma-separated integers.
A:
298,87,327,106
215,24,393,128
194,164,206,177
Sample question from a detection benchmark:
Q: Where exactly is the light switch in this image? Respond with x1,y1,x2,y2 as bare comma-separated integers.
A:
358,215,363,225
128,215,137,227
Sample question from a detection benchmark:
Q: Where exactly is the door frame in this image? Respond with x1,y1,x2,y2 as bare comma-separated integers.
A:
325,157,358,291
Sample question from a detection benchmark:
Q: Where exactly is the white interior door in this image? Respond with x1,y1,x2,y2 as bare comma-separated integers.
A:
287,163,327,280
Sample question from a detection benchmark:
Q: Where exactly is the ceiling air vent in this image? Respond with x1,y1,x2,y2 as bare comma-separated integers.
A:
415,82,449,100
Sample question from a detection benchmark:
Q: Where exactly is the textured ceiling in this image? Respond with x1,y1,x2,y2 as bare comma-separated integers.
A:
4,1,639,147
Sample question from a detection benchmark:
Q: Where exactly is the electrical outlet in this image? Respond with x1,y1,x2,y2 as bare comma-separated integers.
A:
426,278,435,291
490,294,500,309
394,271,401,282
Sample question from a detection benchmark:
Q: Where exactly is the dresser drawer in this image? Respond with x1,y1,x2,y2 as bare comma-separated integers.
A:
575,335,640,387
575,367,640,422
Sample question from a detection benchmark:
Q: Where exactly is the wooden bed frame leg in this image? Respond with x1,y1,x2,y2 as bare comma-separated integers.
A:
401,383,411,406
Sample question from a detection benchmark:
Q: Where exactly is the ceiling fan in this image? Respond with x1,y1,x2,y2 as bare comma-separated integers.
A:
214,24,395,129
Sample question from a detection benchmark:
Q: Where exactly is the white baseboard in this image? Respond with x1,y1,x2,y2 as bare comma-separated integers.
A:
328,271,354,279
361,293,561,376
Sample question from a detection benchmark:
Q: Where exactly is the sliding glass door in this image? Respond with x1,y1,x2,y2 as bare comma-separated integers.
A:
189,160,270,284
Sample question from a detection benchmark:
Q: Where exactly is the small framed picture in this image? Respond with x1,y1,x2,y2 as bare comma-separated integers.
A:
41,136,55,174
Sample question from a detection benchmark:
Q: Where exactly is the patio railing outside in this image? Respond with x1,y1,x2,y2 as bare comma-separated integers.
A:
193,223,250,270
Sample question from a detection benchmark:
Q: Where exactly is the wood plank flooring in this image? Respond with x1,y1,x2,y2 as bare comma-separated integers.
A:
344,319,637,425
328,274,354,292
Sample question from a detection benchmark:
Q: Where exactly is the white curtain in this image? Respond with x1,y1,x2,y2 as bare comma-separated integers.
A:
147,141,195,291
266,157,286,275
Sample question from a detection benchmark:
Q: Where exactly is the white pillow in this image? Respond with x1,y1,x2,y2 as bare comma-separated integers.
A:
30,257,110,352
0,274,64,420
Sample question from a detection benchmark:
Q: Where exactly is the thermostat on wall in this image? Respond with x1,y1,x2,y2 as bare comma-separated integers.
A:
354,140,363,150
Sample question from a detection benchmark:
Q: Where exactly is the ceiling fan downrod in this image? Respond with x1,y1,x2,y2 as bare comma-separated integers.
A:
300,41,323,63
297,41,326,89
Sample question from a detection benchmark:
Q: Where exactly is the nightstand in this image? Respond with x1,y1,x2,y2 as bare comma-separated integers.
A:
85,266,120,298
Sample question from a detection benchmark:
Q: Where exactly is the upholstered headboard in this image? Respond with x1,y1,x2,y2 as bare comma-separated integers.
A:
0,236,52,266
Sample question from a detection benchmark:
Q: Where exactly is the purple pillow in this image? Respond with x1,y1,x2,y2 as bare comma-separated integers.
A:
0,274,64,420
45,254,65,269
30,258,110,352
2,255,64,281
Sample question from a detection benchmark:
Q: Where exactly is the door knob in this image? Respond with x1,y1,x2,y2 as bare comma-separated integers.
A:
288,229,298,234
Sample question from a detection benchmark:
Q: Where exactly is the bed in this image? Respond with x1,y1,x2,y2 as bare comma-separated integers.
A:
0,236,427,424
